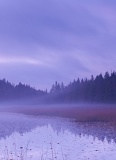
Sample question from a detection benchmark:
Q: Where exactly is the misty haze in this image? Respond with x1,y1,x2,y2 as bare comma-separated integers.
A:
0,0,116,159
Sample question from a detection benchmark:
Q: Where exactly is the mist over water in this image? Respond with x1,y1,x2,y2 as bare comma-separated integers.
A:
0,101,116,159
0,100,116,122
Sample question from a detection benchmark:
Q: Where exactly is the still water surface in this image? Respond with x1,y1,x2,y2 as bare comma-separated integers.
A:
0,112,116,160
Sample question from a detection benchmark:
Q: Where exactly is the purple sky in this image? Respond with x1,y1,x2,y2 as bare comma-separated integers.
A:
0,0,116,90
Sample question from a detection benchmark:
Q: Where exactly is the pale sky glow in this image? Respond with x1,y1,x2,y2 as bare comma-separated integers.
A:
0,56,50,66
0,0,116,90
0,57,38,64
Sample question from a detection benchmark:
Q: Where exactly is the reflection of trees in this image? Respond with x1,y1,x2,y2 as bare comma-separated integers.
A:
0,114,48,140
46,119,116,144
71,122,116,143
0,114,116,144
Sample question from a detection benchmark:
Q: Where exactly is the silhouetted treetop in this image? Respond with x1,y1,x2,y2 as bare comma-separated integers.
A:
49,71,116,103
0,71,116,103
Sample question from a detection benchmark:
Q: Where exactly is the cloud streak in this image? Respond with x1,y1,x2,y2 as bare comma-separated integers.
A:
0,57,41,65
0,0,116,89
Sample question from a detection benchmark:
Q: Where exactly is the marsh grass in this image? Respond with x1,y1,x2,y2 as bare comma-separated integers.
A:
11,105,116,122
0,140,68,160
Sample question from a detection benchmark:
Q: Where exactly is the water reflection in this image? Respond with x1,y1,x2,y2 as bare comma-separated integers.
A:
0,113,116,143
0,113,116,159
71,121,116,144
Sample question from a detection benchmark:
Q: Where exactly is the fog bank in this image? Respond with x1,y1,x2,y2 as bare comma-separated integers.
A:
0,102,116,122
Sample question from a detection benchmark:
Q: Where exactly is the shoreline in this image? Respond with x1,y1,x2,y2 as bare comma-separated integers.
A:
1,104,116,122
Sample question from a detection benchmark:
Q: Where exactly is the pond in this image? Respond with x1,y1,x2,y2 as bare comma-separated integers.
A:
0,112,116,160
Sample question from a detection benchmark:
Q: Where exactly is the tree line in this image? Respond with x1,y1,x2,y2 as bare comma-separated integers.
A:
49,71,116,103
0,71,116,103
0,78,46,101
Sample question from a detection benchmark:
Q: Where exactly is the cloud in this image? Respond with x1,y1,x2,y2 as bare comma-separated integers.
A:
0,57,40,65
0,54,56,68
0,0,116,89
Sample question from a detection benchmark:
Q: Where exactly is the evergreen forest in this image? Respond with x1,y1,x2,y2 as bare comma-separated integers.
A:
0,71,116,103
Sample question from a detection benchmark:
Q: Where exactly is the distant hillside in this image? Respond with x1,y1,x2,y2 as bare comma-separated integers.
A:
49,71,116,103
1,71,116,103
0,79,46,101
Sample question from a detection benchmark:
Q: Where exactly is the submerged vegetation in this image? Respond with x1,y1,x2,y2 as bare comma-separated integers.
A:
0,71,116,103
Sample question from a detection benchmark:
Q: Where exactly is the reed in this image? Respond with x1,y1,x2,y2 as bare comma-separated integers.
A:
0,141,68,160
